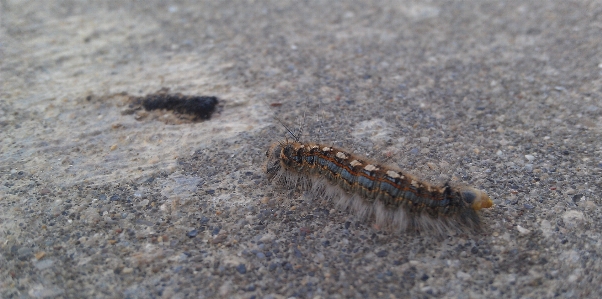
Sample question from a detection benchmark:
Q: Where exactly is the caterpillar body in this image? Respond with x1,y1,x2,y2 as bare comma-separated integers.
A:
265,140,493,234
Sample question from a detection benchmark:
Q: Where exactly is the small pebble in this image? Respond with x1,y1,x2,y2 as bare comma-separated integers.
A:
18,247,33,260
236,263,247,274
525,154,535,161
457,271,472,281
517,225,531,234
186,229,198,238
211,233,227,244
212,227,220,235
376,250,388,257
562,210,584,226
34,259,54,270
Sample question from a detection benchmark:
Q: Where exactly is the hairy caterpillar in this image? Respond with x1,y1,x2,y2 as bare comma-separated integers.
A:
265,138,493,234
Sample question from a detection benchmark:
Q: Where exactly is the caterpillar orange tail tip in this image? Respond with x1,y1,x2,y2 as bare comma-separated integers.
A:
459,187,494,211
265,140,493,235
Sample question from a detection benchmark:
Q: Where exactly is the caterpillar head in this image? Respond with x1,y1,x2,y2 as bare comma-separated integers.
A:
265,142,284,180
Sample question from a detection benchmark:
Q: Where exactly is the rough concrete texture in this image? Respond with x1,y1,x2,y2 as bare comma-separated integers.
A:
1,1,601,298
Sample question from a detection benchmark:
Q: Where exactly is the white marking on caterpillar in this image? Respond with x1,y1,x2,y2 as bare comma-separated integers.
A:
386,170,401,179
336,152,347,159
350,160,362,167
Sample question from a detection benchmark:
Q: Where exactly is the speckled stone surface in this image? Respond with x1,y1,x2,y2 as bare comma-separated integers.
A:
1,1,601,298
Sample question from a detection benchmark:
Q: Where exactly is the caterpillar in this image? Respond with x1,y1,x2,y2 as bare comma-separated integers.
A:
265,138,493,235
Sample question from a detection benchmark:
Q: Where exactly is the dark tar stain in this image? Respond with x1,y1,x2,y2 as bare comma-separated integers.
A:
133,89,219,120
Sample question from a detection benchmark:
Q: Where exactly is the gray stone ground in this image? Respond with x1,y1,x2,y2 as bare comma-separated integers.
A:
1,1,601,298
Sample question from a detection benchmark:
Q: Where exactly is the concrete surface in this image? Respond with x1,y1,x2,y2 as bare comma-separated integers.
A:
1,0,601,298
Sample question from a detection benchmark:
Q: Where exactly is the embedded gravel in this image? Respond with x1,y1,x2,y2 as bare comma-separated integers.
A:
1,1,601,298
